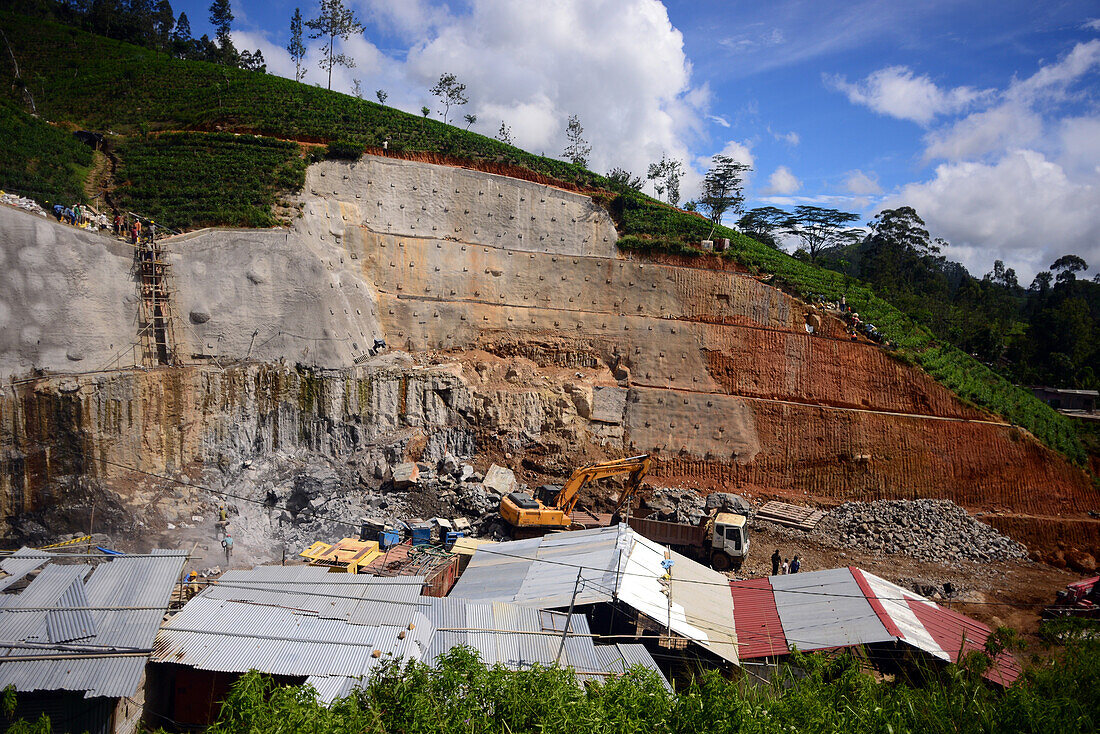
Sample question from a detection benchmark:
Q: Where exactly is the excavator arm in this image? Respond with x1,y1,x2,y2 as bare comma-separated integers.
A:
499,454,652,531
554,454,652,515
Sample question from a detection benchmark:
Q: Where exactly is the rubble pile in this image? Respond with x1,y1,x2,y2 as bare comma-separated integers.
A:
0,191,47,217
816,499,1028,565
638,489,753,525
221,448,522,555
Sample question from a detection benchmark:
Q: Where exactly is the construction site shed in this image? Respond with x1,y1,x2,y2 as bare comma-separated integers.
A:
0,549,187,734
729,566,1021,686
448,524,739,668
149,565,667,727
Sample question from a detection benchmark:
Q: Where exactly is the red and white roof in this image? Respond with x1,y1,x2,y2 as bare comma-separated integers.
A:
729,566,1020,685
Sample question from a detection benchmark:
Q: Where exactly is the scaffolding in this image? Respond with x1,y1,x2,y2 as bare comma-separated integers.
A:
133,235,179,366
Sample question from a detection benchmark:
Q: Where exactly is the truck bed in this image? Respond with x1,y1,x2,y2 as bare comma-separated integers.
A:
626,515,706,548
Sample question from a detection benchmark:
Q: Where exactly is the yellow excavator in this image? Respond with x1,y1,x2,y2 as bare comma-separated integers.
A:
498,454,652,532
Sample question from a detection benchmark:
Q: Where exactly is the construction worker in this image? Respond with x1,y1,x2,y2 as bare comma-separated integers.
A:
222,534,234,565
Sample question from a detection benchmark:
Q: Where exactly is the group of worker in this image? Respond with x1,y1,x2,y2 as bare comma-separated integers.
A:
771,549,802,575
52,202,108,230
51,201,161,245
804,292,892,347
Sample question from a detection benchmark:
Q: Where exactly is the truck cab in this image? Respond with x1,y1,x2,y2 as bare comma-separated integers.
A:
710,513,749,571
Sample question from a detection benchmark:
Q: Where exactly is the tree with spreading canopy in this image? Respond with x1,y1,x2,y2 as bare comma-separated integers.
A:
737,206,788,249
375,89,387,104
306,0,364,91
1051,255,1089,285
430,73,467,124
699,154,751,236
783,205,862,262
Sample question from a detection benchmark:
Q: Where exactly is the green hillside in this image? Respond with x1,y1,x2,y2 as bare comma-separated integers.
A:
114,132,307,229
0,10,1088,466
0,100,91,205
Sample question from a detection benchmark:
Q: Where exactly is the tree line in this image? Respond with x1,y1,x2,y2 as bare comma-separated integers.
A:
6,0,267,70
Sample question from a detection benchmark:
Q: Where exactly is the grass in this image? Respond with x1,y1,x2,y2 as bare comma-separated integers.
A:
0,12,608,190
113,132,308,230
0,100,91,205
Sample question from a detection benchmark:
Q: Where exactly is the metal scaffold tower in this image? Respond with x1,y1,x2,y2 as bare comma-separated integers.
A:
133,235,180,366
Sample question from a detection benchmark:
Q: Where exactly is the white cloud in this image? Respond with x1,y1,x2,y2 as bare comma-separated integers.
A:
763,166,802,195
240,0,704,198
707,115,731,127
398,0,702,188
1086,18,1100,31
768,127,799,145
843,170,882,195
826,66,991,125
887,150,1100,280
924,40,1100,162
922,105,1043,161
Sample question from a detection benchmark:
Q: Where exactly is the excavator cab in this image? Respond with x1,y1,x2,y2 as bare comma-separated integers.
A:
499,455,652,532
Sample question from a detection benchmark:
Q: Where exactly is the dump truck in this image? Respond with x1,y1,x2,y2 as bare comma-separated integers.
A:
499,454,652,534
626,511,749,572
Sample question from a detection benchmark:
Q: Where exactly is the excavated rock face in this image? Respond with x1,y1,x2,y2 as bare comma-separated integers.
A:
0,153,1095,559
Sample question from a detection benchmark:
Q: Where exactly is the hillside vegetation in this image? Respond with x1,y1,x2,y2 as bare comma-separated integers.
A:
0,10,1088,466
115,132,307,229
25,639,1092,734
0,100,91,205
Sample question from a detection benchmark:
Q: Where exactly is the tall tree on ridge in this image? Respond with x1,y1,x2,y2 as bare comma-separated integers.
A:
306,0,364,91
208,0,237,64
288,8,306,82
700,154,751,237
430,73,467,124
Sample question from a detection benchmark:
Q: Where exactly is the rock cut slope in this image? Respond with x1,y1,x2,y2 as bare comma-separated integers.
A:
0,154,1095,561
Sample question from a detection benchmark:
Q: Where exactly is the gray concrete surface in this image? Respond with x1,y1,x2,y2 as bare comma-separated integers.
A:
302,155,618,257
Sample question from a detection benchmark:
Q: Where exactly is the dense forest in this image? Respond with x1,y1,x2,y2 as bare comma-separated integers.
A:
811,207,1099,391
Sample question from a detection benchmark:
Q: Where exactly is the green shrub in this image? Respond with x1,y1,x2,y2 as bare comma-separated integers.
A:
185,634,1100,734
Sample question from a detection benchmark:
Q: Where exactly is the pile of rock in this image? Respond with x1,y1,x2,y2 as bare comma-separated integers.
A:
816,499,1028,565
222,449,527,556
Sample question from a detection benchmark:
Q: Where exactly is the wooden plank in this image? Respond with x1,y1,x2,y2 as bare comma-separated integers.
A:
757,501,825,530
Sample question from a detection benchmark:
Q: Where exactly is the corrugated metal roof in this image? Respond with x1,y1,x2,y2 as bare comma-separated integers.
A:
0,548,49,591
453,526,739,666
155,565,666,702
46,578,96,644
729,578,788,659
771,567,892,651
731,567,1021,684
0,551,186,698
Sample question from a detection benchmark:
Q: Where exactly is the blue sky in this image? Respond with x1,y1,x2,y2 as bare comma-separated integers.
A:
173,0,1100,279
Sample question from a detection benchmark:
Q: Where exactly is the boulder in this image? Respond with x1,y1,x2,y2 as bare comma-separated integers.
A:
705,492,753,515
482,464,518,497
389,462,420,490
439,451,461,476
